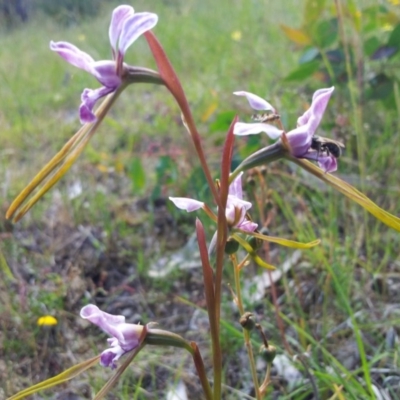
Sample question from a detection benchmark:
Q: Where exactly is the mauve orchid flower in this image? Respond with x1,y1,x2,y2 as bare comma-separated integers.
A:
50,5,158,123
233,87,338,172
225,172,258,232
170,172,258,232
80,304,143,369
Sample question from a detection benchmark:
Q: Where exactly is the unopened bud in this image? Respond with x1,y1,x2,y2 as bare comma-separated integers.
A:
240,312,256,331
247,235,262,251
260,344,276,363
225,238,239,254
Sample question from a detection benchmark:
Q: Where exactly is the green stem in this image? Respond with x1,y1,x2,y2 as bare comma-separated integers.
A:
259,362,271,396
229,142,285,183
231,254,261,399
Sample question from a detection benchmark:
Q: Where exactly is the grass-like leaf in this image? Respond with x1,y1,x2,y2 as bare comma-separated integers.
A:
291,156,400,232
6,90,123,222
6,356,100,400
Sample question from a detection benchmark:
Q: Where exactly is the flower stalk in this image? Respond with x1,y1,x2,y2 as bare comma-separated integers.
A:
196,218,222,399
230,253,261,399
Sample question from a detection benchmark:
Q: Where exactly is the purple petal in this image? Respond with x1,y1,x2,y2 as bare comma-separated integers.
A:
284,87,335,157
79,86,115,124
227,195,252,212
285,125,313,156
100,347,123,369
317,154,337,173
115,324,142,350
81,304,124,323
226,195,253,228
118,12,158,56
80,304,143,368
303,151,338,173
229,172,243,199
238,220,258,232
225,202,242,226
297,87,334,133
50,41,95,74
234,122,283,138
169,197,204,212
79,104,97,124
91,60,121,87
80,305,125,341
109,5,135,54
233,91,275,111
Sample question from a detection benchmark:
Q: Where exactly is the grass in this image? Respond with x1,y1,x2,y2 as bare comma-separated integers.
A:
1,0,400,399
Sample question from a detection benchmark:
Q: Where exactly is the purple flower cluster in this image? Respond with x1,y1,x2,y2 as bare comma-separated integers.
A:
81,304,143,369
51,6,158,123
170,172,258,232
234,87,337,172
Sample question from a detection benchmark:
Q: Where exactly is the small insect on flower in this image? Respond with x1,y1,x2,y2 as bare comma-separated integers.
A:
310,135,345,159
251,113,280,123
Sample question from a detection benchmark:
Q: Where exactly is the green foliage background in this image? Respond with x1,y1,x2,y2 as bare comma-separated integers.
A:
1,0,400,398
